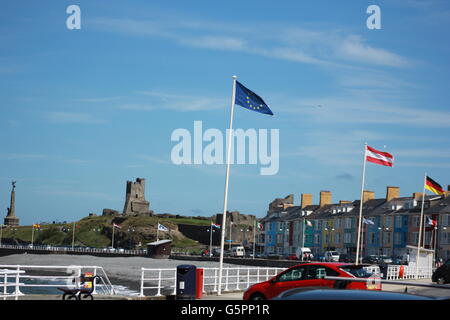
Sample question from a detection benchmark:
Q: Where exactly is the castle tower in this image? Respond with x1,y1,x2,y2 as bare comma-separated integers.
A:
4,181,19,226
122,178,151,215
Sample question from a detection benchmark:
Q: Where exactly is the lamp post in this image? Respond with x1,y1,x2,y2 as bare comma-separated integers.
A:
207,227,216,256
127,227,135,249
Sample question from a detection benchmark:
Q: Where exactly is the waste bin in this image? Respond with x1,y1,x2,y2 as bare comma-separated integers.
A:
379,265,388,279
195,268,204,299
176,265,197,300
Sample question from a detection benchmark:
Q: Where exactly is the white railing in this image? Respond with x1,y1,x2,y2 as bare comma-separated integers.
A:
0,269,25,300
385,265,433,280
0,265,116,296
0,244,147,255
139,267,285,297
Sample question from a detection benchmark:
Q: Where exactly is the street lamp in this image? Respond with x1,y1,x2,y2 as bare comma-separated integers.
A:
206,227,216,256
127,227,135,249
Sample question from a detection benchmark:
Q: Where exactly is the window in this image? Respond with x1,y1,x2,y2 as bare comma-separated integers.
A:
411,232,418,245
344,233,352,243
278,266,306,282
314,233,320,244
394,232,402,245
385,216,392,227
345,218,353,229
395,216,402,228
276,234,283,244
412,216,420,228
370,232,375,244
382,232,391,244
335,218,341,229
305,265,339,280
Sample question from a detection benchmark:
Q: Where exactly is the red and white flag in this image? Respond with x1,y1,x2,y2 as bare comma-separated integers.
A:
365,145,394,167
113,223,121,229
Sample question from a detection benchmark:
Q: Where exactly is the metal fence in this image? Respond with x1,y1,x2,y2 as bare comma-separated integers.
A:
0,244,147,255
0,269,25,300
0,264,116,296
385,265,434,280
139,267,286,297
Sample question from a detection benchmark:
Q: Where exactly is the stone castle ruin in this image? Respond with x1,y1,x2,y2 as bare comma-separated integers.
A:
103,178,153,217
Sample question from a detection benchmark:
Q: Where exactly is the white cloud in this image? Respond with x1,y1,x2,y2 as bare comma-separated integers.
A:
337,35,409,68
91,16,409,69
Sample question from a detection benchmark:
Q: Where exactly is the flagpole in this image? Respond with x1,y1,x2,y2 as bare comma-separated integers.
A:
72,221,76,250
111,224,115,249
157,224,159,242
252,221,256,260
209,223,213,257
301,219,306,261
31,224,35,247
355,142,367,265
218,75,237,296
416,173,427,279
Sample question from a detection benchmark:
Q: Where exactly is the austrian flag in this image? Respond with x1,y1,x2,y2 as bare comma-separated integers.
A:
365,145,394,167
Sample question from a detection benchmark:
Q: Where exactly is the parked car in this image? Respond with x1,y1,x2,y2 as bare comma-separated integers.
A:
295,247,313,260
362,255,380,264
230,246,245,257
272,287,442,300
338,254,355,263
378,255,393,264
432,259,450,284
324,251,340,262
362,255,393,265
243,262,380,300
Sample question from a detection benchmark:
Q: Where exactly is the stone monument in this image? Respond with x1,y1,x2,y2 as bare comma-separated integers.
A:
4,181,19,226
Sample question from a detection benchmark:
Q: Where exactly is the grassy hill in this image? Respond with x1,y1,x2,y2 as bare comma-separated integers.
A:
1,215,212,253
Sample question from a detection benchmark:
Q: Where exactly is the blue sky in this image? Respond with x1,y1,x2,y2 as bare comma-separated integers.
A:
1,0,450,225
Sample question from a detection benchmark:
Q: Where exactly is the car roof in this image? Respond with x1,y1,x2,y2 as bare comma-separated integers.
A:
273,288,440,300
290,262,354,268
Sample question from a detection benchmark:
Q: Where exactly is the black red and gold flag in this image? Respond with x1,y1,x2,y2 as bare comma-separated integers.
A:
425,176,445,195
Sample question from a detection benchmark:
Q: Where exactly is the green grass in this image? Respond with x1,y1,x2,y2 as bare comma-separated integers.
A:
1,214,210,249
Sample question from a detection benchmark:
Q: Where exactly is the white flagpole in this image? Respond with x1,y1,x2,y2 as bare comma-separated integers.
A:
416,173,427,279
301,219,306,261
111,224,115,249
355,142,368,265
209,223,213,256
31,224,35,247
72,222,76,249
157,223,159,242
218,75,237,295
252,221,256,259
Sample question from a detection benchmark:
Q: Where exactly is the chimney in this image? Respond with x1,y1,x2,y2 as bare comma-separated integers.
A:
339,200,352,205
413,192,423,200
301,194,312,209
386,186,400,201
363,190,375,203
319,191,332,207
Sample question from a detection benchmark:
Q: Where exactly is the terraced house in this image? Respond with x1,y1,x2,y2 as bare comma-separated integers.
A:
261,185,450,260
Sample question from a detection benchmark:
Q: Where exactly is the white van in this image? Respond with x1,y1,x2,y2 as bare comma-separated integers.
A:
295,247,313,260
231,246,245,257
324,251,340,262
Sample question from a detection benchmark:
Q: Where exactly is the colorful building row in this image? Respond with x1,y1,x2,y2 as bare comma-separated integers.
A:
258,186,450,261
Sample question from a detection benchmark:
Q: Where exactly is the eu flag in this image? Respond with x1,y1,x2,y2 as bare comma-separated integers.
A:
235,81,273,116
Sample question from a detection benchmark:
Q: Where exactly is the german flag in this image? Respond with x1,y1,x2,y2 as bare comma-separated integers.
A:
425,176,445,195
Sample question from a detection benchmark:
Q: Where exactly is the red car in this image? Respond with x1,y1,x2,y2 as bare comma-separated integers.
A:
243,262,381,300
